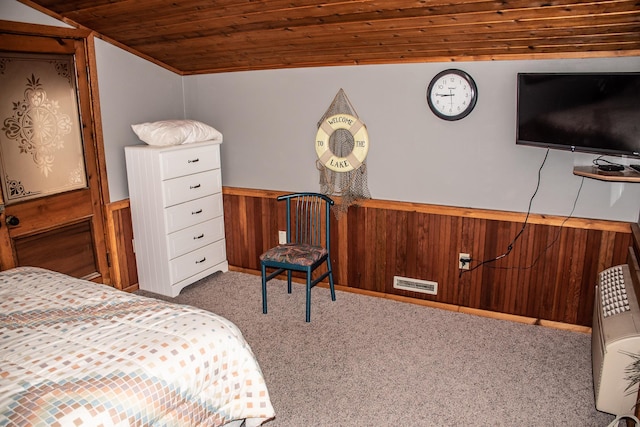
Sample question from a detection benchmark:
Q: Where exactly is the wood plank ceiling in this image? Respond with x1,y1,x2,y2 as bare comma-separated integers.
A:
21,0,640,75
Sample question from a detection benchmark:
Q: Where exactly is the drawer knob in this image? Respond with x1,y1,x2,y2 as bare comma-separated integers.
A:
190,184,201,189
196,257,206,264
192,209,203,215
6,215,19,226
188,158,200,163
193,234,204,240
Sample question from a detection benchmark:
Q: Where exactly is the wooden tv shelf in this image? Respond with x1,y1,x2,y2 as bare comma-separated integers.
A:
573,166,640,183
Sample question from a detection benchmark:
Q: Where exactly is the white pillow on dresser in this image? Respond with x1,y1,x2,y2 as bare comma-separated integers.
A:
131,119,223,146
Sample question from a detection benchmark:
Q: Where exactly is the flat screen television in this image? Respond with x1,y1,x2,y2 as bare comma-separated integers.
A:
516,72,640,158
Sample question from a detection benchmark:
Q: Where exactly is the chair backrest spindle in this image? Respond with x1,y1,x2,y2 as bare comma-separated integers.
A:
280,193,333,248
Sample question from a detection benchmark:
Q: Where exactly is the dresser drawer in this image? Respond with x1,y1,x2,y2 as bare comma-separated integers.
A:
162,169,221,207
164,193,223,233
160,144,220,180
169,240,227,284
167,217,225,259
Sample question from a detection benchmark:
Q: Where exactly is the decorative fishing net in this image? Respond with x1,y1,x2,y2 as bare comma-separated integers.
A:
316,89,371,218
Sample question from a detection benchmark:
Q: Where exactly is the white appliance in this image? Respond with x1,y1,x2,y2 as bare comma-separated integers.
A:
592,263,640,416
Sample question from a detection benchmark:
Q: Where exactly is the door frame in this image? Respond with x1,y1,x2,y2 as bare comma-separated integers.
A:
0,20,112,284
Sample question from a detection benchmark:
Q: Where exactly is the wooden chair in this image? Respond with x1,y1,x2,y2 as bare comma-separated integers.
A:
260,193,335,322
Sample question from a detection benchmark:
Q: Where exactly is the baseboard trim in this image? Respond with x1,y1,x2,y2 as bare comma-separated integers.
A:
229,265,592,334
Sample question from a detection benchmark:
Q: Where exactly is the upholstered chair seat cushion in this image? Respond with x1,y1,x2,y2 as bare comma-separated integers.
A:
260,243,327,266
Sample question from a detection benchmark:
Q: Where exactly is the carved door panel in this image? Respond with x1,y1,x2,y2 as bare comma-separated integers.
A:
0,33,109,282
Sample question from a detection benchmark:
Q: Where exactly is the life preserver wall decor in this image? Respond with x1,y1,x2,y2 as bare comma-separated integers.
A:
315,113,369,172
315,89,371,219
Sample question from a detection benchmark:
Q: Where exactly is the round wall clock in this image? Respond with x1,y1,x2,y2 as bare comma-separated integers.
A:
427,69,478,121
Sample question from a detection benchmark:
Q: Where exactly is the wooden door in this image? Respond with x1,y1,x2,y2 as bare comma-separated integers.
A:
0,32,109,283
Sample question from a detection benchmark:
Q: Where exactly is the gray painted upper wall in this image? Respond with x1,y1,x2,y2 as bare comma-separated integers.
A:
184,60,640,222
5,0,640,221
93,39,185,202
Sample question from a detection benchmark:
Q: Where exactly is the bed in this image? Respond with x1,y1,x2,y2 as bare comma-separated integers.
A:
0,266,275,426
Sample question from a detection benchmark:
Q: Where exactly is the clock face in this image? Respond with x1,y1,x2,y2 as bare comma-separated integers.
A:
427,69,478,120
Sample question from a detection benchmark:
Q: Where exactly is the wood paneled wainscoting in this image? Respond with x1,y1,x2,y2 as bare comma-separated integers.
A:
105,187,633,327
223,187,632,327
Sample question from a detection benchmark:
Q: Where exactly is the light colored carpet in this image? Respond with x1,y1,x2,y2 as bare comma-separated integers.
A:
137,271,615,426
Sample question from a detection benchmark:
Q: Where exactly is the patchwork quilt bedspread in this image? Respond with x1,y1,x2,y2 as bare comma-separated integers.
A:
0,267,274,426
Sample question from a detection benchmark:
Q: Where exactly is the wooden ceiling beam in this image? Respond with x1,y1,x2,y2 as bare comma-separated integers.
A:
22,0,640,74
107,1,638,43
179,44,640,74
156,25,640,62
173,35,640,73
171,33,640,63
171,34,640,68
132,12,640,53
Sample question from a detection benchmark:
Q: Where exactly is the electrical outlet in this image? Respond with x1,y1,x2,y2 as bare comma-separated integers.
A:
459,253,471,270
278,230,287,244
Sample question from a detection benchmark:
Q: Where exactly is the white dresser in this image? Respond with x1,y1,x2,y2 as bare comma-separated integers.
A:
125,140,228,297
